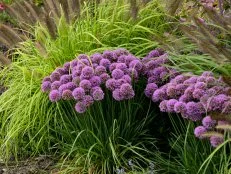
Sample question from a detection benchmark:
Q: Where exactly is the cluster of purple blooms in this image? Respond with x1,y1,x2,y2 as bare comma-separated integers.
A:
42,48,231,147
41,48,143,113
143,57,231,147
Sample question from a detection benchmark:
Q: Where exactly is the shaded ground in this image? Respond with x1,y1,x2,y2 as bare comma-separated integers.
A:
0,156,58,174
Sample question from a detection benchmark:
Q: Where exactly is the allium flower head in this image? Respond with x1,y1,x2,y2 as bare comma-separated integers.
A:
66,82,77,91
116,63,128,72
160,71,168,80
186,102,204,121
60,75,72,84
117,55,126,63
222,101,231,114
72,87,85,100
184,76,198,85
166,99,178,112
103,50,116,60
73,76,81,85
75,101,87,113
41,81,51,92
193,89,206,99
129,60,143,71
172,75,188,84
83,95,94,107
112,69,124,80
50,72,61,82
144,83,158,98
197,76,206,83
70,60,78,69
81,66,94,79
194,126,207,139
95,66,106,75
128,68,138,80
166,84,177,98
51,81,61,90
210,135,223,147
174,102,187,114
90,76,101,87
49,90,61,102
106,79,118,91
202,71,213,77
92,88,105,101
55,68,66,75
113,48,129,56
78,54,88,60
78,59,90,66
148,76,159,84
159,100,168,112
152,89,167,102
42,76,51,83
120,83,135,99
195,82,207,89
202,116,216,129
91,53,103,64
63,62,70,71
80,80,92,90
208,94,229,112
100,73,110,83
113,89,124,101
147,50,160,58
122,75,132,84
62,89,73,100
125,55,136,65
100,59,111,68
179,94,190,103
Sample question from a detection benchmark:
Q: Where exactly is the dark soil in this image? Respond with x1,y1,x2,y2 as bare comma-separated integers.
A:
0,156,58,174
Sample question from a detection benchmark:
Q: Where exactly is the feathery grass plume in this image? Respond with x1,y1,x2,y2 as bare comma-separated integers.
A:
130,0,139,19
0,51,11,65
166,0,184,16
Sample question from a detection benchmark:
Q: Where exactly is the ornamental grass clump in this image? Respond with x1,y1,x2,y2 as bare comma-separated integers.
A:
41,48,145,113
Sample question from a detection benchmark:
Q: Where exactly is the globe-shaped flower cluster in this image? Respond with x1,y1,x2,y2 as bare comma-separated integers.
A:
41,48,143,113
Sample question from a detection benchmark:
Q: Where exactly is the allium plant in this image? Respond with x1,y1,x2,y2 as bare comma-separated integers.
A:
143,50,231,147
41,48,143,113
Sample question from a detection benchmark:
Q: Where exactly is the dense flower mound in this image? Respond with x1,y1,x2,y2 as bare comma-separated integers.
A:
41,48,144,113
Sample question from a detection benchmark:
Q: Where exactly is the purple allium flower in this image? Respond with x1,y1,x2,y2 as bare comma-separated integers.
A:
103,50,116,61
116,63,128,72
184,86,195,98
202,71,213,77
78,59,90,66
78,54,88,60
55,68,66,75
208,94,229,112
172,75,188,84
41,81,51,92
210,135,223,147
186,102,204,121
117,55,126,63
120,83,135,99
197,76,206,83
60,74,72,84
51,81,61,90
75,101,87,113
83,95,94,107
166,99,178,112
125,55,136,65
166,85,177,98
159,100,168,112
193,89,206,99
175,84,188,95
147,50,160,58
106,79,118,91
50,72,61,82
184,76,198,85
42,76,51,83
117,79,127,86
66,82,77,91
194,126,207,139
100,73,110,83
91,53,103,64
58,84,69,94
111,69,124,80
100,59,111,68
206,77,216,85
152,89,167,102
144,83,158,98
113,89,123,101
207,88,217,96
109,63,117,72
154,54,169,65
72,87,85,100
93,63,98,69
63,62,70,71
62,89,73,100
92,88,104,101
222,101,231,114
202,116,216,129
90,76,101,87
174,102,187,114
113,48,129,56
95,66,107,75
152,67,167,76
148,76,159,84
70,59,79,69
195,82,207,90
80,80,92,90
129,60,143,71
145,60,156,70
122,75,132,84
81,66,94,79
179,94,189,103
49,90,61,102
